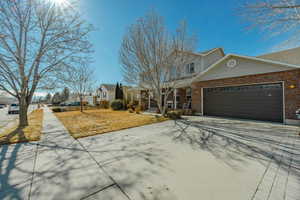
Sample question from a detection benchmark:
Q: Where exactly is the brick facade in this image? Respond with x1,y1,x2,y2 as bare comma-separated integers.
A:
191,69,300,120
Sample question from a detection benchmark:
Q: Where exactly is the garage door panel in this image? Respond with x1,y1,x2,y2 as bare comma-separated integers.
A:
203,83,283,123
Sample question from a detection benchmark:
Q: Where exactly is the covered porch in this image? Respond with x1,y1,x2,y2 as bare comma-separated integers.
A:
140,87,192,112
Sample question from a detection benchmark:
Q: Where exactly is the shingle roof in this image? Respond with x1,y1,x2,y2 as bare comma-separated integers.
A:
100,84,116,91
257,46,300,66
198,47,224,56
199,48,218,54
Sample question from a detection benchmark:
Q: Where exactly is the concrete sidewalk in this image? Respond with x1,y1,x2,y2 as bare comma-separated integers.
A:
0,107,129,200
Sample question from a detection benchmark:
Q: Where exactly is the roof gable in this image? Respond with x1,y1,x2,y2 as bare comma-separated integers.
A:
257,47,300,66
100,84,116,91
193,54,299,82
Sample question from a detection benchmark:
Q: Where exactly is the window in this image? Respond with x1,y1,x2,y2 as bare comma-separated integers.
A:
176,94,180,102
186,63,195,74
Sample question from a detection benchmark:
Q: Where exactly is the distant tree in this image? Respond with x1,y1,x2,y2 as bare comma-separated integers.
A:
119,83,124,100
115,82,120,99
45,93,52,104
59,64,94,112
61,87,70,102
52,92,61,105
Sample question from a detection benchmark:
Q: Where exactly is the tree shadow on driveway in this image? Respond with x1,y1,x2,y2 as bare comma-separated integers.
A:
170,118,300,193
76,126,177,200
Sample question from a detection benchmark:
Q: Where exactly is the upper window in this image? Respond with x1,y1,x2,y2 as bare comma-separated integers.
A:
186,63,195,74
170,67,176,79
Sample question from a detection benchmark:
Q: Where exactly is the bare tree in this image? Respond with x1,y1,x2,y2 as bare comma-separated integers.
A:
0,0,93,127
120,11,197,115
60,87,70,102
60,64,94,112
240,0,300,40
44,93,52,104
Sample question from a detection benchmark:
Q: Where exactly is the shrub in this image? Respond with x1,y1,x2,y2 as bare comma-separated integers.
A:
132,100,139,106
128,108,134,113
99,100,109,109
127,100,140,110
135,106,141,114
52,107,66,113
185,109,196,115
110,99,124,110
127,102,135,110
166,110,182,120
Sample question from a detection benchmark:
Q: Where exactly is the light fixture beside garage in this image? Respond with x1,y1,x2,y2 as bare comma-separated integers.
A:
289,84,296,89
226,59,237,68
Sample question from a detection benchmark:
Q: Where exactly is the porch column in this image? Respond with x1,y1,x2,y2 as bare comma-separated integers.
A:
148,90,151,110
174,88,177,109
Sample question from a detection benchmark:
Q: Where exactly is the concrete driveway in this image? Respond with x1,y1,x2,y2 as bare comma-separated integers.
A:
78,116,300,200
0,109,299,200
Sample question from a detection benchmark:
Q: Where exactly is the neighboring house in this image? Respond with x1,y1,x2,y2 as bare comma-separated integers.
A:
96,84,116,102
125,87,141,103
140,47,300,125
95,84,140,104
63,93,95,106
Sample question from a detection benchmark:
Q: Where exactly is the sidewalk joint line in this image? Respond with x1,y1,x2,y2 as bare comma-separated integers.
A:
283,136,296,200
80,183,116,200
28,142,39,200
76,139,133,200
250,135,287,200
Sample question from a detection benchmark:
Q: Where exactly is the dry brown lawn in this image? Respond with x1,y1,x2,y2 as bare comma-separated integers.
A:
0,109,44,145
54,109,168,139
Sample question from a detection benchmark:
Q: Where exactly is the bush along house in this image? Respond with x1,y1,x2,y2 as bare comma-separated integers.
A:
138,47,300,125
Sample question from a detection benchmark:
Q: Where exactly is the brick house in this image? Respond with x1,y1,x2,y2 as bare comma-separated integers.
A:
139,47,300,125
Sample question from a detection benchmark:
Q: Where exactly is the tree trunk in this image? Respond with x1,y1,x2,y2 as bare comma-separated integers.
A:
156,95,166,116
19,97,29,128
80,97,83,112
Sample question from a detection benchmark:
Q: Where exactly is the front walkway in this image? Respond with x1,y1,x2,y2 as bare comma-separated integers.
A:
1,108,299,199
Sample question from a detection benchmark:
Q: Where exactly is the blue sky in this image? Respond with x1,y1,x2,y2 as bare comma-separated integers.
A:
81,0,287,85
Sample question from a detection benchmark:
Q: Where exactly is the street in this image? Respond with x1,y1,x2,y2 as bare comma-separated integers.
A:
0,105,37,131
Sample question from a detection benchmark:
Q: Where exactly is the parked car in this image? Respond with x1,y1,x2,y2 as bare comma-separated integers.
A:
8,103,20,114
59,103,67,107
0,104,5,109
68,102,81,106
